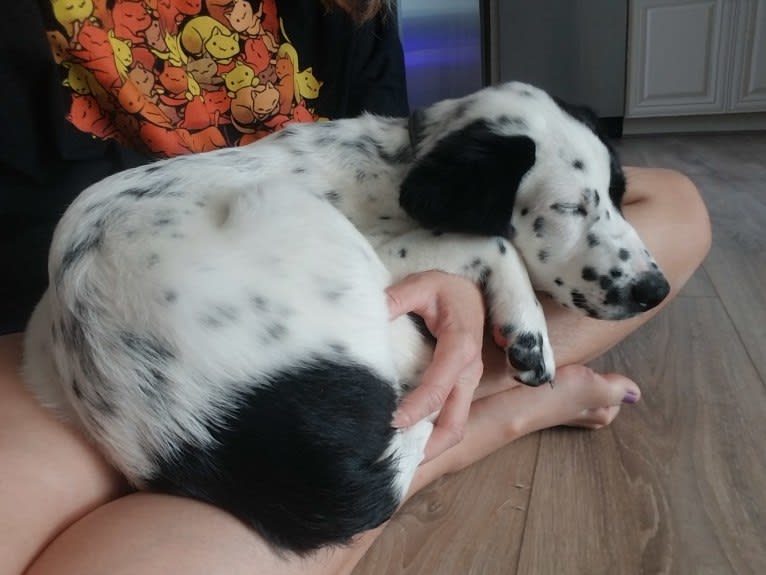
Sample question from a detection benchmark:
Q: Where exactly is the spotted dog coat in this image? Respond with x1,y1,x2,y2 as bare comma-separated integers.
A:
23,82,669,553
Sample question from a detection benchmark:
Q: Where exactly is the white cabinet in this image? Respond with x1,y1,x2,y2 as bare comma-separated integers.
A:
730,0,766,111
627,0,766,118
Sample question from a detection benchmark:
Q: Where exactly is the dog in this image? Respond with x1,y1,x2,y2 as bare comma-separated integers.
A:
23,81,669,553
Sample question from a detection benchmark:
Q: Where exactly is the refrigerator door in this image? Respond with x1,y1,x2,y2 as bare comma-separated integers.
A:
398,0,486,109
491,0,628,119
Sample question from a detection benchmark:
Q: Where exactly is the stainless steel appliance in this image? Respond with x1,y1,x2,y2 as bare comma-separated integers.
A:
398,0,629,134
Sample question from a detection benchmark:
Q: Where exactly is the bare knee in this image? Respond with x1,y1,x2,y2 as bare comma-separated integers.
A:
624,167,712,274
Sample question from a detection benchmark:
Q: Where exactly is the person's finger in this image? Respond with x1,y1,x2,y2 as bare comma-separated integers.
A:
423,365,482,461
392,327,481,428
385,273,437,320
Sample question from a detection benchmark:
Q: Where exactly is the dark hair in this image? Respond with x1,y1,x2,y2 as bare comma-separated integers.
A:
321,0,392,22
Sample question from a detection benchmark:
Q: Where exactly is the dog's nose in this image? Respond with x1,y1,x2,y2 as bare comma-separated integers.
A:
630,272,670,311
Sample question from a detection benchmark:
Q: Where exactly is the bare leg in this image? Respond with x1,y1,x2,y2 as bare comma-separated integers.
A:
0,334,127,575
22,369,640,575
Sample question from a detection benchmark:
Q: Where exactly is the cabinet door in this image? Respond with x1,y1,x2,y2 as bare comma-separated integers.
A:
730,0,766,111
627,0,733,117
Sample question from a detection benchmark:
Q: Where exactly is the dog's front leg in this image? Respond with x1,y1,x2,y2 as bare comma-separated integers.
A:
379,231,554,386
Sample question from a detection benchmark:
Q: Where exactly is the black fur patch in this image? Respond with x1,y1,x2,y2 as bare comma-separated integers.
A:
399,248,407,258
497,239,507,255
400,121,536,237
573,159,585,170
147,361,401,553
538,250,549,263
619,249,631,261
587,233,600,247
582,267,598,281
533,216,545,237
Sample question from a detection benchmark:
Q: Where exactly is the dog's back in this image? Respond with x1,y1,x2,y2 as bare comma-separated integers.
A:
24,159,430,552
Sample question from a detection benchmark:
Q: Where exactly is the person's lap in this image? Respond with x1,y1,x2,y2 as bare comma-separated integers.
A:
0,166,711,575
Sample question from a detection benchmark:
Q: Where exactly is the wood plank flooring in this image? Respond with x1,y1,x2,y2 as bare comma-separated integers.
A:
354,133,766,574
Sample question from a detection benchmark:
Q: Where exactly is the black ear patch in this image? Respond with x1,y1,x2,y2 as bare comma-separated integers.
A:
399,120,536,237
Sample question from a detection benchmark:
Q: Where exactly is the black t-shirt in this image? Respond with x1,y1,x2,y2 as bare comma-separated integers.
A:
0,0,409,334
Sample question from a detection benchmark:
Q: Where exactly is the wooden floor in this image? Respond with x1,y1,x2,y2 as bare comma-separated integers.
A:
353,133,766,575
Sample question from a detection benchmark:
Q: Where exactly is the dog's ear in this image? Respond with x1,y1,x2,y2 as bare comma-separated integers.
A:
400,120,536,237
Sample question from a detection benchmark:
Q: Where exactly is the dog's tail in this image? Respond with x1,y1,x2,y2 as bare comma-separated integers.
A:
147,359,425,554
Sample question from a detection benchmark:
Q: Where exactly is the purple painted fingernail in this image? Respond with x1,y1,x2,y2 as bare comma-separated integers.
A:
622,391,639,404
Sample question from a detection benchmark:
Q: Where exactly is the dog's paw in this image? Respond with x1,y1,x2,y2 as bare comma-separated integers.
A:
496,326,555,386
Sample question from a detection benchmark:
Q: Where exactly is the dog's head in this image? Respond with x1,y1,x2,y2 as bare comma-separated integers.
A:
400,82,669,320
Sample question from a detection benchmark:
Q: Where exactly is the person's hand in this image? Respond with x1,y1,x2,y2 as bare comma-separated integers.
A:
386,270,485,461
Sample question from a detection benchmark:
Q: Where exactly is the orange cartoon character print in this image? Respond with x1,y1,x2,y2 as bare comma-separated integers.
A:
48,0,326,157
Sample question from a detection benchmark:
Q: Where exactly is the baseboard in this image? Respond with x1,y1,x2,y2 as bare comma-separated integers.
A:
623,112,766,135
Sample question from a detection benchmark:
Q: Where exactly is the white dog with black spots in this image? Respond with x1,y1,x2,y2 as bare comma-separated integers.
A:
23,82,669,554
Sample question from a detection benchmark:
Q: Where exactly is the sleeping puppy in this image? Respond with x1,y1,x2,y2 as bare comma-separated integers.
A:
23,82,669,553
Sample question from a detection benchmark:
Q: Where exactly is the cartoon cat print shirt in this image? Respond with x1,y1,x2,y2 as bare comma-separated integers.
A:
47,0,326,157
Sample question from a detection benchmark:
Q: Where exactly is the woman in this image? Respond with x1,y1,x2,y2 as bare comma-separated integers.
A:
0,1,711,573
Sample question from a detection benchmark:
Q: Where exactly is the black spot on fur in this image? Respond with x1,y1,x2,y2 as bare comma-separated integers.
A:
147,361,402,553
251,295,269,312
610,267,623,278
573,159,585,170
571,289,599,318
292,167,307,174
554,278,564,286
587,233,600,247
329,342,347,354
72,378,83,399
322,283,350,302
520,208,529,216
379,215,391,220
478,266,492,287
265,323,288,340
324,190,341,204
533,216,545,237
154,217,173,226
200,305,239,328
400,121,536,237
164,290,178,304
594,190,601,207
119,186,164,199
57,223,105,283
619,249,631,261
582,267,598,281
538,250,549,263
399,248,407,258
497,239,507,255
599,275,614,290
